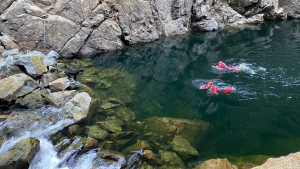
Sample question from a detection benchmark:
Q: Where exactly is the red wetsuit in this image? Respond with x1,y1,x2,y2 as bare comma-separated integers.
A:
217,63,226,68
200,85,234,94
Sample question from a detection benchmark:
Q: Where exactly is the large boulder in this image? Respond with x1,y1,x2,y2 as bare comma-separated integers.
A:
45,90,77,108
172,135,199,159
49,77,70,92
43,50,59,67
40,72,58,87
252,152,300,169
0,137,40,169
61,92,92,122
79,19,123,56
14,51,48,77
0,55,22,79
194,158,237,169
0,73,38,101
118,0,160,45
144,116,210,144
19,91,44,109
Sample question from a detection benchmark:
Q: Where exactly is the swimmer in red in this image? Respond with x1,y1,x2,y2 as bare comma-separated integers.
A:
213,61,242,71
199,81,235,95
215,61,228,69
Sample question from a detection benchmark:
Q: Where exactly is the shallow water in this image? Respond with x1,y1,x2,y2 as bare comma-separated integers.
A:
88,20,300,160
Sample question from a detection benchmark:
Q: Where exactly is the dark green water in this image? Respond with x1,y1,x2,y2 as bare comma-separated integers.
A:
86,20,300,162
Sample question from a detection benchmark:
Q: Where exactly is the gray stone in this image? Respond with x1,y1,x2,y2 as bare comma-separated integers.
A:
62,92,92,122
0,55,22,79
45,90,77,108
49,77,70,92
1,49,22,57
40,72,57,87
0,73,39,101
44,50,59,67
0,34,19,50
19,91,44,109
6,111,42,129
68,78,81,89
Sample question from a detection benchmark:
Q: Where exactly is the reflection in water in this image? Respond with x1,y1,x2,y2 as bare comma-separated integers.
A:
90,20,300,159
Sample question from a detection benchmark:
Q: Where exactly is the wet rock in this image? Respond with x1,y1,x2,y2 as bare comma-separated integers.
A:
172,135,199,159
122,140,152,154
194,158,237,169
0,34,19,50
144,116,210,144
0,137,40,169
68,78,81,89
142,150,164,165
60,27,93,58
6,111,42,129
160,151,185,169
19,91,44,109
86,125,109,140
96,150,125,166
79,19,123,56
40,72,58,87
55,139,70,153
49,77,70,92
62,92,92,122
101,102,120,110
0,55,22,79
45,90,77,108
68,124,85,136
59,137,83,159
116,107,136,122
110,131,134,141
245,14,265,24
252,152,300,169
44,50,59,67
83,137,98,151
0,73,39,101
14,51,48,77
97,119,123,133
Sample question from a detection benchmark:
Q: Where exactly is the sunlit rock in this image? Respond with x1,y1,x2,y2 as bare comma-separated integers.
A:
49,77,70,92
40,72,58,87
61,92,92,122
0,73,38,101
86,125,109,140
6,111,42,129
19,91,44,109
252,152,300,169
194,158,237,169
0,137,40,169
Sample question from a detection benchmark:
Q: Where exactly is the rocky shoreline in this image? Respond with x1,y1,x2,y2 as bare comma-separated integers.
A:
0,0,297,58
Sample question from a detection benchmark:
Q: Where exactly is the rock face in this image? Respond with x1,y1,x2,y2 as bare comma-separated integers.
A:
0,137,40,169
0,0,293,57
62,92,92,122
194,158,237,169
0,73,38,101
0,34,19,50
252,152,300,169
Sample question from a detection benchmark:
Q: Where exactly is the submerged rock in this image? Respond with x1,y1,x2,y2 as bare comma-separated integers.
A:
68,124,85,136
194,158,237,169
122,140,152,154
19,91,44,109
142,150,164,165
144,116,210,144
45,90,77,108
0,73,38,101
0,137,40,169
97,119,123,133
160,151,185,169
62,92,92,122
58,137,83,159
83,137,98,151
86,125,109,140
116,107,136,122
172,135,199,159
49,77,71,92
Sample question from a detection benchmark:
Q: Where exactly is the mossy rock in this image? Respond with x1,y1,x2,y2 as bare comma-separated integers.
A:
86,125,109,140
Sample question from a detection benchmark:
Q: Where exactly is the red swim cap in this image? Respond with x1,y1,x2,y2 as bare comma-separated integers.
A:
219,61,223,64
208,81,213,85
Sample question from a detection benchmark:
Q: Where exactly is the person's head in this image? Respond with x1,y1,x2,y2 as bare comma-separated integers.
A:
219,61,223,65
208,81,213,86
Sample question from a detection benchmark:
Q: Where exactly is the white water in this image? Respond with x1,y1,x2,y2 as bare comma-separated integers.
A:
0,106,127,169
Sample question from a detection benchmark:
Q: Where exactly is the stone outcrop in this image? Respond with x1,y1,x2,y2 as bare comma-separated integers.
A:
194,158,237,169
0,73,38,101
0,137,40,169
252,152,300,169
0,0,295,57
61,92,92,122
